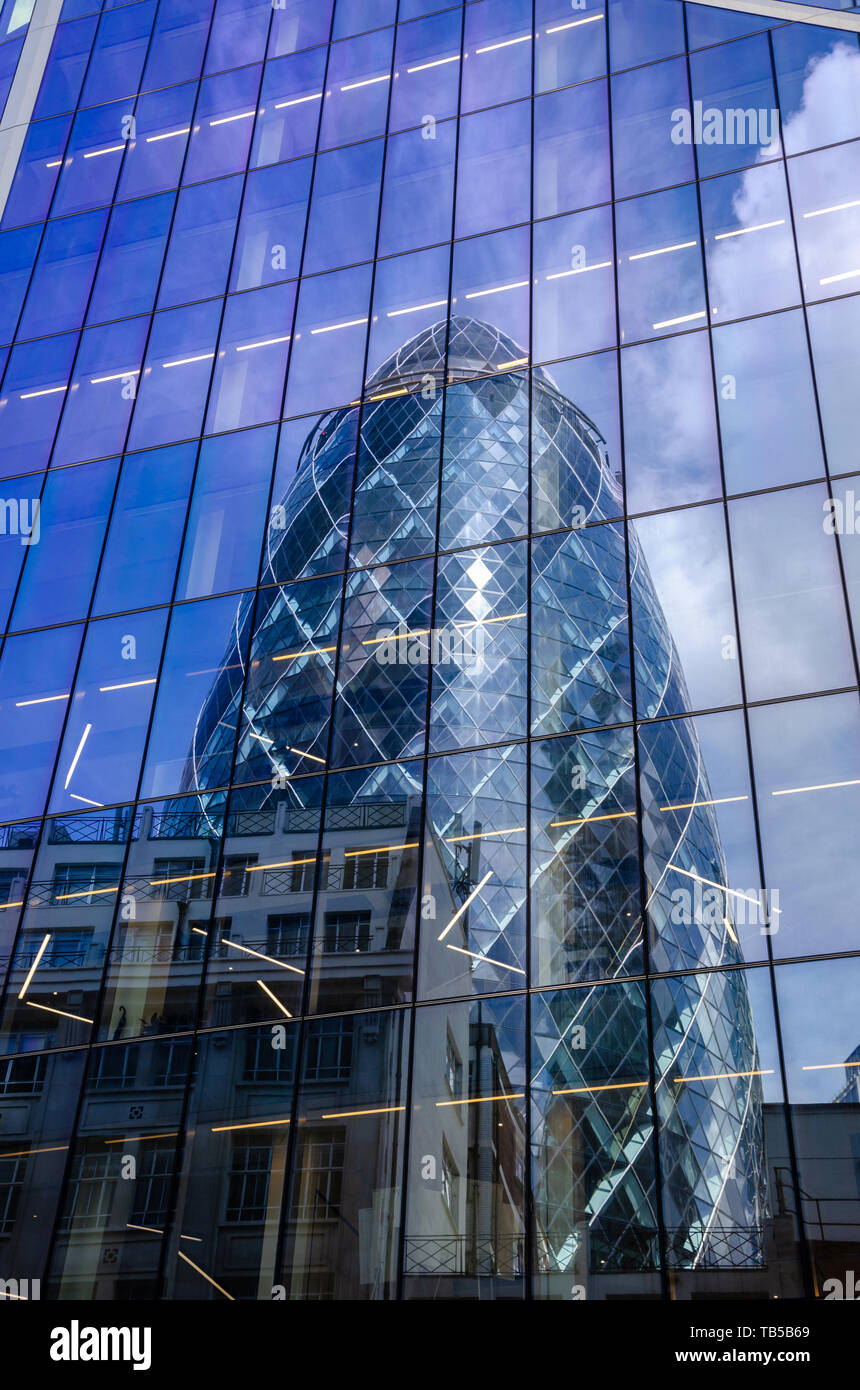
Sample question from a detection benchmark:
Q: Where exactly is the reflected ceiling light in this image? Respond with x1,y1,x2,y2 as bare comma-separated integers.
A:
248,732,274,744
91,369,140,384
287,746,326,764
455,610,526,626
177,1251,235,1300
387,299,448,317
209,110,256,125
551,809,635,828
803,198,860,218
341,75,390,90
551,1080,646,1095
674,1068,774,1083
25,1000,93,1024
145,128,190,142
274,93,322,108
256,979,292,1018
126,1223,201,1242
446,826,525,843
211,1117,291,1131
17,933,50,999
772,778,860,797
446,943,526,975
496,356,530,368
435,1091,524,1107
546,261,611,280
20,385,66,399
191,926,208,936
83,144,125,158
98,677,156,691
406,55,460,72
246,856,317,872
310,316,368,334
668,864,775,918
162,352,215,368
236,335,291,352
0,1144,68,1159
54,884,118,901
15,693,69,706
629,240,697,261
437,869,493,940
660,795,748,812
820,269,860,286
220,935,305,974
713,219,785,240
45,159,63,168
652,311,707,329
150,871,216,886
103,1131,179,1144
368,386,409,400
321,1105,405,1118
344,842,418,857
544,13,604,32
69,794,103,807
802,1059,860,1072
0,902,24,911
64,722,92,789
272,644,338,660
476,35,531,52
465,280,529,299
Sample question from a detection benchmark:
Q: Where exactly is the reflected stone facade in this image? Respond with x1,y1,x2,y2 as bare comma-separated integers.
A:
181,317,766,1276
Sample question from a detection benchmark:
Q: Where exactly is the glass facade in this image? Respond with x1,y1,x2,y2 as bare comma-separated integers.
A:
0,0,858,1303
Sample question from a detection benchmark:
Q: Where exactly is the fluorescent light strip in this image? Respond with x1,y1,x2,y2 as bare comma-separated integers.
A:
435,1092,524,1108
660,795,748,812
447,943,526,974
17,934,50,999
211,1118,291,1132
820,268,860,286
209,111,255,125
550,810,635,828
272,645,337,661
20,385,66,399
177,1251,234,1300
83,144,125,158
545,14,604,32
146,128,190,143
256,979,292,1018
772,778,860,797
248,732,273,744
387,298,448,317
341,75,389,90
714,219,785,240
552,1080,646,1096
45,159,62,168
162,353,214,368
321,1105,405,1119
406,55,460,73
274,93,322,108
236,335,291,352
368,387,408,401
245,856,317,872
220,935,305,974
25,1000,92,1024
0,902,24,911
496,357,529,369
629,240,697,261
476,35,531,53
803,1060,860,1072
15,693,69,707
287,746,326,764
126,1224,201,1243
653,311,707,329
545,261,612,280
668,864,769,911
310,317,367,334
103,1132,178,1145
98,678,156,692
69,794,103,807
149,871,215,886
674,1068,774,1083
191,926,208,936
64,723,92,790
54,885,118,901
90,369,140,384
0,1145,68,1160
344,842,418,858
803,198,860,219
437,869,494,941
465,280,529,299
446,827,525,844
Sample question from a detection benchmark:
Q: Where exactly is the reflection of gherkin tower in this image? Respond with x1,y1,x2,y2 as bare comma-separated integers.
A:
183,317,764,1273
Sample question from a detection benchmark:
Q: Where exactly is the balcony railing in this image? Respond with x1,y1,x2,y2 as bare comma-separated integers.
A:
404,1236,525,1278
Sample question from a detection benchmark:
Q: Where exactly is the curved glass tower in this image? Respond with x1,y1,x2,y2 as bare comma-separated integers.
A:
179,316,765,1284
